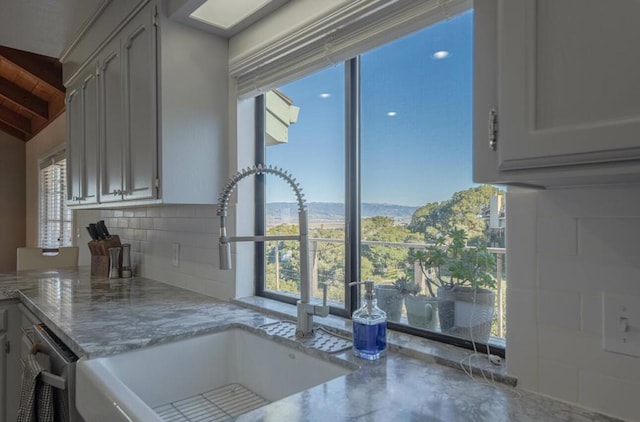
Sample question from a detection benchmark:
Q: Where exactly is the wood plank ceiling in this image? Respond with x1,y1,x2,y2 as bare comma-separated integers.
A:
0,46,65,141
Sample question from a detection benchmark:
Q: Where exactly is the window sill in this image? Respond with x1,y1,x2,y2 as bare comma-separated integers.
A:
232,296,517,387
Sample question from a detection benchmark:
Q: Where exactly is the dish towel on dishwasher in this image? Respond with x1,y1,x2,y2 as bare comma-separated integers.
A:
17,354,54,422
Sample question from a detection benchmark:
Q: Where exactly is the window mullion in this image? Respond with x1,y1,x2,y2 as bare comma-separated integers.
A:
255,94,266,297
345,57,361,314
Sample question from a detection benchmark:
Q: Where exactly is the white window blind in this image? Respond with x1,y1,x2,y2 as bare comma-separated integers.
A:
230,0,471,99
39,150,73,248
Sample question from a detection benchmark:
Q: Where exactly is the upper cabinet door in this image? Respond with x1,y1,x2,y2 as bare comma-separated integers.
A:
474,0,640,179
496,0,640,170
99,39,124,203
66,87,83,204
81,69,99,204
122,8,157,201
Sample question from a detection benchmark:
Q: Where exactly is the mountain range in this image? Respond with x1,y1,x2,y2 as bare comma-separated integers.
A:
267,202,417,226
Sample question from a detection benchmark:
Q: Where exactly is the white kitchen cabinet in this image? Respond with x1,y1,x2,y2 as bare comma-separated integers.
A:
474,0,640,186
99,7,157,203
66,64,99,205
122,9,157,202
64,0,228,207
99,37,125,204
0,302,21,422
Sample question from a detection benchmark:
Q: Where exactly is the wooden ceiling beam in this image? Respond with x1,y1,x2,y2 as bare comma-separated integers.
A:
0,46,65,93
0,103,31,135
0,121,26,141
0,76,48,119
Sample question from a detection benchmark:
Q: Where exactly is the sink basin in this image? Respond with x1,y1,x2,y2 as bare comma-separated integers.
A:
76,327,354,421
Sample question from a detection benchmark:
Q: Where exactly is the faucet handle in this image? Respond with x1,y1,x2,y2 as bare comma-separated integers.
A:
321,282,328,307
312,283,330,317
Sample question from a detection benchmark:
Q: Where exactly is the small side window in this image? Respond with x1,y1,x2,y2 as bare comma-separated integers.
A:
39,150,73,247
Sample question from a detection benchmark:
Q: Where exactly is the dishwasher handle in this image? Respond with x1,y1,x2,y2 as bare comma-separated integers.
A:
21,342,67,390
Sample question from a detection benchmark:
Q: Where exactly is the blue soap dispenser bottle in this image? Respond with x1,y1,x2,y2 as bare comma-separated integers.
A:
350,280,387,360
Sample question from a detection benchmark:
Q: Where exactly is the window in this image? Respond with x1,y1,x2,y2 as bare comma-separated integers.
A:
259,65,349,314
256,9,506,354
39,150,73,248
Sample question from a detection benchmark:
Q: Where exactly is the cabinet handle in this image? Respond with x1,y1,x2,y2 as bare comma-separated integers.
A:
488,108,498,151
112,189,122,196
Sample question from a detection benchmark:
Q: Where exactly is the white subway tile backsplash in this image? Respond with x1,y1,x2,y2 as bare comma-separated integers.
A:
537,218,577,256
176,205,197,218
180,245,217,265
146,207,161,217
510,185,640,420
192,205,217,218
505,287,539,391
538,254,640,296
160,206,180,218
580,293,602,335
538,289,580,330
152,218,169,231
506,190,537,289
579,370,640,421
139,218,154,230
580,218,640,258
538,185,640,218
133,229,147,241
538,359,578,403
100,204,229,300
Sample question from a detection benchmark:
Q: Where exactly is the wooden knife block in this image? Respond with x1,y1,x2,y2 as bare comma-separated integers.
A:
88,235,121,277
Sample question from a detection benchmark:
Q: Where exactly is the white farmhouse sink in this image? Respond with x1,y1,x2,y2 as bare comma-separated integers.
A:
76,328,354,421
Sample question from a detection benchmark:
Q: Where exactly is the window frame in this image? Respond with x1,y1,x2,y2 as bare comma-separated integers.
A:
38,147,73,248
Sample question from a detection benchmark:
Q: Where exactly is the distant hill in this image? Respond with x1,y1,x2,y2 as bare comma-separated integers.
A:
267,202,418,226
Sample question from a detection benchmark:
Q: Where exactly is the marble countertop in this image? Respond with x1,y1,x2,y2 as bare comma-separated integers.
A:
0,268,618,421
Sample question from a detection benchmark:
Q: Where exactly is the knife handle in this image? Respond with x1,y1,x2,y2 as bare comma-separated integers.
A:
86,227,97,241
98,220,111,238
89,223,103,240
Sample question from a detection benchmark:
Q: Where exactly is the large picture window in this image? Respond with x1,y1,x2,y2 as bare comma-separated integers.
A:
39,150,73,248
256,9,506,354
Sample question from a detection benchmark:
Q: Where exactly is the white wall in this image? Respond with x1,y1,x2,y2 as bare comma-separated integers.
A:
507,185,640,421
0,133,25,272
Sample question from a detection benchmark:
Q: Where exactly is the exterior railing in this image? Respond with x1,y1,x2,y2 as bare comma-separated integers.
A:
268,238,507,338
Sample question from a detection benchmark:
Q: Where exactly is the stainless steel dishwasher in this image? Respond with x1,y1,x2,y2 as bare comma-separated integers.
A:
22,323,81,422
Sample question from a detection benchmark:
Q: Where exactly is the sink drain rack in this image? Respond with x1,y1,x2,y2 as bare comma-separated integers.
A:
260,320,352,353
153,383,268,422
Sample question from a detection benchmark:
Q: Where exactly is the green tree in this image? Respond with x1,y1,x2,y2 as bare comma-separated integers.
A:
361,216,422,281
409,184,498,245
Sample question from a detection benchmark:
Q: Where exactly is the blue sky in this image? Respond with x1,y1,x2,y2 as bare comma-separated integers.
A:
267,10,473,207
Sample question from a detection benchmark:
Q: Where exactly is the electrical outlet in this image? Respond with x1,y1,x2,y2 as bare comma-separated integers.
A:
603,293,640,357
171,243,180,267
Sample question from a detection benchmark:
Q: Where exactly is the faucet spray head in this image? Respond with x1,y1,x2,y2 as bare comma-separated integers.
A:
219,240,232,270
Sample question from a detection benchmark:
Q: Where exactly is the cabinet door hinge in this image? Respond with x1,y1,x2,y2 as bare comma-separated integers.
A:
4,341,9,354
489,108,498,151
154,178,160,189
153,8,159,27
